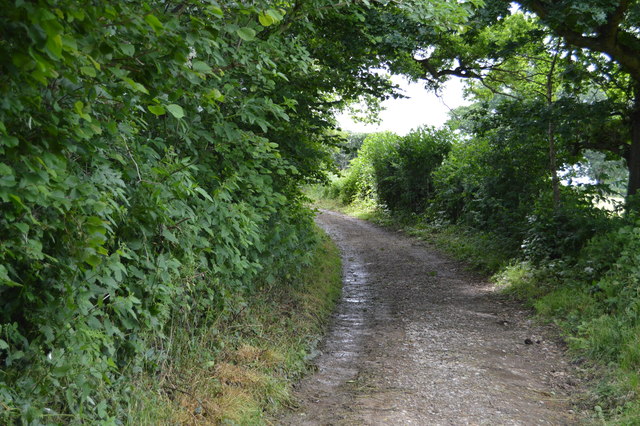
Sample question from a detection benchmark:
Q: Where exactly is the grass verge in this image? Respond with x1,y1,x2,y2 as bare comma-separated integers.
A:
494,261,640,424
130,227,342,424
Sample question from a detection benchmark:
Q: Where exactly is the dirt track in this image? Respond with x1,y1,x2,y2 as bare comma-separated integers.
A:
278,210,582,425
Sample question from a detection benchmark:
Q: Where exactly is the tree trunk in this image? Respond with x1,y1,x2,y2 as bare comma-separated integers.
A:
547,44,561,210
627,87,640,208
548,121,560,208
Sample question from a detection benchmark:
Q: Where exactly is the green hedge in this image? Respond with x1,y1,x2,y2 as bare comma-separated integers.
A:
0,1,335,422
334,127,453,212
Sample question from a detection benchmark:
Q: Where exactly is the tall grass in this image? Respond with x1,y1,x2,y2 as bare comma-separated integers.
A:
130,228,342,424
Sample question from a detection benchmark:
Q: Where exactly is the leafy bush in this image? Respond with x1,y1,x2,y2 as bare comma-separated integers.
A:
332,127,453,213
439,133,550,233
0,1,364,422
374,127,452,213
332,132,398,204
433,98,564,242
521,194,617,262
334,154,376,205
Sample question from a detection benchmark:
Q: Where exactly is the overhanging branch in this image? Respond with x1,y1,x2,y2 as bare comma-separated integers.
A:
521,0,640,80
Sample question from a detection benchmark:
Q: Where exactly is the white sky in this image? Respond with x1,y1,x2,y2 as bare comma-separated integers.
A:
336,75,469,135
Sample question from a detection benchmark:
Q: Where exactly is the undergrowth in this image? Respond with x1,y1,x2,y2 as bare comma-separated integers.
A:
130,227,342,424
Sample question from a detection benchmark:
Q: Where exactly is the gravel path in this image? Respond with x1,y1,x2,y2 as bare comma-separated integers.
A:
278,210,581,425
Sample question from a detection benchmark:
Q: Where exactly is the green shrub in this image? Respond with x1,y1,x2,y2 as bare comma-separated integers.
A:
431,133,547,242
433,98,558,242
521,194,617,263
374,127,452,213
332,132,398,205
0,1,342,422
335,154,376,204
332,127,453,213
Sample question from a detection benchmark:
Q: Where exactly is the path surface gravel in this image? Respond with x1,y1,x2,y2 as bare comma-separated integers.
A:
278,210,581,425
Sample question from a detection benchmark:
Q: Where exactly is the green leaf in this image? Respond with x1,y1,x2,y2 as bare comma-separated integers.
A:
195,187,213,202
0,173,15,187
39,9,61,25
14,222,29,234
74,101,91,121
207,6,224,17
86,216,105,227
236,27,256,41
210,88,224,102
0,162,12,176
1,135,19,147
123,77,149,95
52,364,72,377
84,254,102,267
6,350,24,366
88,56,101,71
69,9,85,21
8,194,25,209
144,14,164,34
80,66,96,77
166,104,184,119
258,13,275,27
61,34,78,52
192,60,212,74
266,9,285,21
162,228,178,244
74,101,84,115
148,105,166,116
0,339,8,350
45,34,63,59
119,43,135,57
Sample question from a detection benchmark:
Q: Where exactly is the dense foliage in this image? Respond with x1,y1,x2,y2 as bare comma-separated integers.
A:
326,6,640,418
334,127,453,213
0,0,396,422
329,122,639,423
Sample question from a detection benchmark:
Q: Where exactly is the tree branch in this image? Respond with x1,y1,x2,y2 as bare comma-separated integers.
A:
521,0,640,80
417,57,482,80
477,79,521,100
599,0,631,44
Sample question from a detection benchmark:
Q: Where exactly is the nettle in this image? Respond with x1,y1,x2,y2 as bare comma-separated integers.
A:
0,1,325,422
